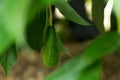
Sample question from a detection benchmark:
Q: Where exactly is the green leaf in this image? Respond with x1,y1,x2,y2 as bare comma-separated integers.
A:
78,62,102,80
0,27,14,54
45,32,120,80
26,10,47,52
0,0,32,54
1,0,32,38
0,44,17,75
92,0,106,33
57,35,71,56
52,1,90,26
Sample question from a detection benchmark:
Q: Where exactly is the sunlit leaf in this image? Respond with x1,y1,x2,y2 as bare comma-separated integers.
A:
45,32,120,80
0,44,17,75
52,1,90,26
0,27,14,54
2,0,32,37
0,0,32,54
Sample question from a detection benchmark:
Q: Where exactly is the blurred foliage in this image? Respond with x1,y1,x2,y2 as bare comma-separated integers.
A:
26,10,47,52
0,0,120,80
45,32,120,80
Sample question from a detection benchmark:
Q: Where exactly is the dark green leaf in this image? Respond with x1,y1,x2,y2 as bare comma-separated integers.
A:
52,1,90,26
45,32,120,80
92,0,106,33
27,0,42,22
0,44,17,75
26,10,47,52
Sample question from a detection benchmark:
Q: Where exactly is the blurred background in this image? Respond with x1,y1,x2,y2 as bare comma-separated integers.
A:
0,0,120,80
